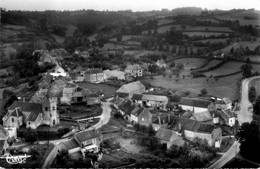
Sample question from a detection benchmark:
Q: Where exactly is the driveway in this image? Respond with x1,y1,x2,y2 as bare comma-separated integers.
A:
236,76,260,124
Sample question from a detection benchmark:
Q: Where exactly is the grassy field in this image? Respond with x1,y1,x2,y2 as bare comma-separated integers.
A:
77,82,118,97
174,58,207,70
246,55,260,63
196,59,222,70
158,19,174,26
145,73,242,99
66,25,77,37
87,33,98,41
213,41,260,55
51,34,65,44
203,61,244,76
183,32,229,37
194,38,228,43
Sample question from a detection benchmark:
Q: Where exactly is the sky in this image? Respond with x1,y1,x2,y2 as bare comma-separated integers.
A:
1,0,260,11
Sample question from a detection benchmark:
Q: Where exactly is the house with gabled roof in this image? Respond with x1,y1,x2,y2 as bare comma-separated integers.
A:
84,68,104,83
2,108,23,128
178,98,214,114
155,128,185,148
74,130,102,154
125,64,143,77
116,81,145,96
39,73,53,89
156,59,166,68
168,115,222,148
152,113,222,148
133,107,153,127
212,109,236,127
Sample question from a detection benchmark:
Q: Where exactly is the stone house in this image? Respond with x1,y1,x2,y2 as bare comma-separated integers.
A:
156,59,166,68
103,70,125,81
131,94,169,110
84,69,104,83
212,110,236,127
125,64,143,77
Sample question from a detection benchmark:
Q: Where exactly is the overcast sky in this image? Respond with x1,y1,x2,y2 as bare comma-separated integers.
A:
1,0,260,11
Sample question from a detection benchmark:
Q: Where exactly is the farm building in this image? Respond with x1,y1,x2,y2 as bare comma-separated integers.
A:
84,68,105,83
116,81,145,96
131,94,169,110
103,70,125,80
212,109,236,127
178,98,214,114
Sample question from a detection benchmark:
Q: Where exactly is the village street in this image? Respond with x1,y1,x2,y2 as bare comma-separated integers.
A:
38,101,112,145
236,76,260,124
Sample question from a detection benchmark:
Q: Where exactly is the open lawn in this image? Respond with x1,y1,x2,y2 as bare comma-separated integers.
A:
77,82,118,97
203,61,243,76
145,73,242,99
174,58,207,70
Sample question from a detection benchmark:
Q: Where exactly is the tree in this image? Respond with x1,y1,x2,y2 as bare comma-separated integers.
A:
253,96,260,115
169,62,175,68
23,128,38,143
200,88,208,96
236,121,260,163
248,86,256,103
240,63,252,78
148,64,160,74
170,94,182,102
116,33,122,42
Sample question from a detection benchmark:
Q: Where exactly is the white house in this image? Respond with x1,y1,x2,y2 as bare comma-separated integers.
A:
103,70,125,80
50,65,67,77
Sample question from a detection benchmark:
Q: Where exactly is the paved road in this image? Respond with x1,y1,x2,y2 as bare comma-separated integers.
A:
236,76,260,124
209,141,240,169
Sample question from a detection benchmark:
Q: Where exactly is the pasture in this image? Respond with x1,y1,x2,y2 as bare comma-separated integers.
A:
158,19,175,26
174,58,207,70
145,73,242,100
196,59,222,70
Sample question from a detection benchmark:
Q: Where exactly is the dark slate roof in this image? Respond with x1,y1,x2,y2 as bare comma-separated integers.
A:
10,108,23,117
9,101,42,113
119,100,139,116
216,110,235,120
116,92,129,98
62,138,80,150
178,98,212,108
131,94,143,101
27,111,41,122
132,106,145,116
74,130,100,142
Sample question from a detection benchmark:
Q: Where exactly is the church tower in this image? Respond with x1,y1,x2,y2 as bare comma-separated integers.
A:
42,97,59,126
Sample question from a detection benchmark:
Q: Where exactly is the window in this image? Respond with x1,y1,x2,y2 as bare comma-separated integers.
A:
45,107,48,111
52,106,55,110
12,118,14,123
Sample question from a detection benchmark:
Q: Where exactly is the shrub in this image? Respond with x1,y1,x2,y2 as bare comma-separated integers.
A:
200,88,208,96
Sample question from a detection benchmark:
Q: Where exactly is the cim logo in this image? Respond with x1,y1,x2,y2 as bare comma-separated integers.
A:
0,154,31,165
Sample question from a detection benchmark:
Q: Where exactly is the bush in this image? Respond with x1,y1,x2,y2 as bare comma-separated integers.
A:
249,86,256,103
200,88,208,96
170,94,182,102
23,128,38,143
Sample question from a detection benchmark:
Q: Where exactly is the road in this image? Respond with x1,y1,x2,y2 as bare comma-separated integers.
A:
38,101,112,145
209,141,240,169
209,76,260,169
236,76,260,124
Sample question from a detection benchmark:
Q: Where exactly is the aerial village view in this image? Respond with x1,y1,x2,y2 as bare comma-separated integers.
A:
0,0,260,168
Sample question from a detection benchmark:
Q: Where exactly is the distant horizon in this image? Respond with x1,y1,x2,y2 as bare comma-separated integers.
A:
1,0,260,12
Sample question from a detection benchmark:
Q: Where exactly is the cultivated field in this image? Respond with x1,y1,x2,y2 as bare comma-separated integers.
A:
158,19,175,26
